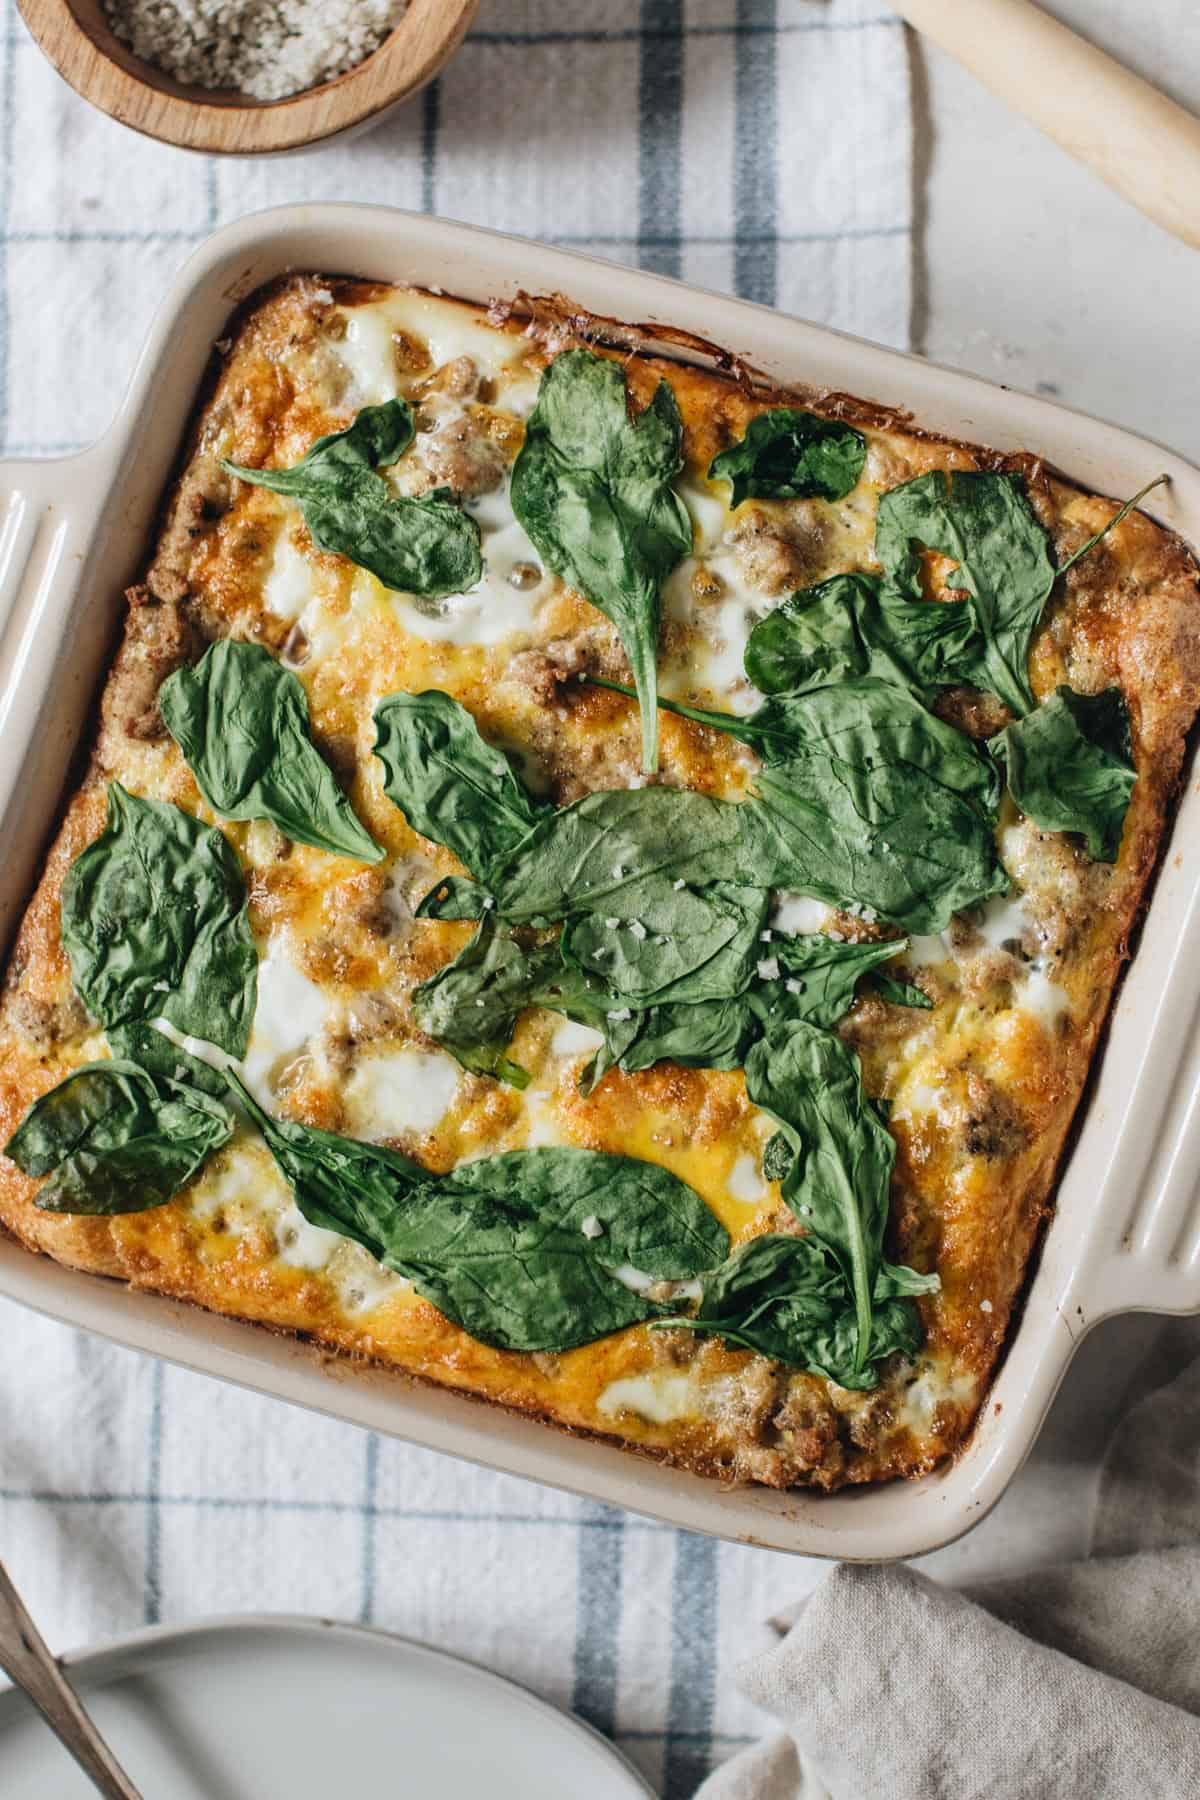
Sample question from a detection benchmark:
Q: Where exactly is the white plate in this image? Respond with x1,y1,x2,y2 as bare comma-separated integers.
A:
0,1614,655,1798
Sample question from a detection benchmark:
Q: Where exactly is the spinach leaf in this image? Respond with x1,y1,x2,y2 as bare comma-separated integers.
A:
160,640,382,864
422,781,771,1004
661,1233,936,1388
61,783,257,1058
743,572,978,698
562,878,769,1005
992,685,1136,862
374,689,546,878
743,1018,897,1372
416,875,490,922
510,349,692,773
417,911,906,1098
412,921,613,1088
708,408,866,507
873,973,934,1010
874,470,1057,717
232,1075,729,1353
1055,474,1168,578
228,1074,428,1252
413,673,1004,941
455,785,747,925
761,1133,794,1184
106,1022,233,1098
765,931,910,1028
601,678,1005,934
385,1150,728,1352
5,1060,233,1215
581,931,904,1089
222,401,482,600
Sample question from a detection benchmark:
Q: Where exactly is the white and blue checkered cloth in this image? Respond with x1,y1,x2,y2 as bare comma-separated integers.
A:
0,4,911,1793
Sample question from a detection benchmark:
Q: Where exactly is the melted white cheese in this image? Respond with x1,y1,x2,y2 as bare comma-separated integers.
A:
658,478,777,715
894,1362,978,1432
597,1372,699,1425
264,528,315,622
384,479,547,648
727,1152,769,1206
188,1145,407,1318
678,478,727,552
552,1020,605,1057
772,893,833,935
274,1206,345,1273
240,945,335,1106
334,291,531,407
335,307,403,406
343,1046,461,1140
609,1265,703,1301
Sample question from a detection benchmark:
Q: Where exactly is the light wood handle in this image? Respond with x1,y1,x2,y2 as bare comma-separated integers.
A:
895,0,1200,250
0,1558,143,1798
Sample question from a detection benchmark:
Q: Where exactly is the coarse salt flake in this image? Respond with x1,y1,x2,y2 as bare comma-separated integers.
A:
580,1215,605,1239
756,956,781,981
102,0,409,103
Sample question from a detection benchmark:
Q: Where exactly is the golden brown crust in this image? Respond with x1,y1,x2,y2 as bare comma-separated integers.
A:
2,276,1198,1492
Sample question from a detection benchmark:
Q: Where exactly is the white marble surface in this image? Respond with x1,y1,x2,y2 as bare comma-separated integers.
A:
915,0,1200,460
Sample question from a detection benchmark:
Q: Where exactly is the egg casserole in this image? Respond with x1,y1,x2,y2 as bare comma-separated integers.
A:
1,276,1197,1492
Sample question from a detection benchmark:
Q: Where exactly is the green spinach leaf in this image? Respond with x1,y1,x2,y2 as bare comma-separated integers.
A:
743,572,978,697
386,1149,728,1352
873,973,934,1010
232,1074,729,1353
106,1022,233,1097
992,685,1136,862
222,401,482,600
5,1060,233,1215
374,689,546,878
450,785,746,924
61,783,257,1058
593,678,1005,934
227,1074,428,1252
562,877,769,1005
708,408,866,507
743,1018,898,1372
411,921,613,1088
1055,474,1168,578
661,1232,936,1387
510,349,692,773
873,470,1057,717
581,930,905,1089
160,640,382,864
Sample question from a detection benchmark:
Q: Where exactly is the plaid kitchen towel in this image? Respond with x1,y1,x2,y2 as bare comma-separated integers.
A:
0,3,911,1795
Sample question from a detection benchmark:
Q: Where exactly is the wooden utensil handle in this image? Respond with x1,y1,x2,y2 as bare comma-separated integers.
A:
895,0,1200,250
0,1560,143,1798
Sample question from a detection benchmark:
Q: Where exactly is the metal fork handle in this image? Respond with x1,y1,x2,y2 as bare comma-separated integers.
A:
0,1557,142,1798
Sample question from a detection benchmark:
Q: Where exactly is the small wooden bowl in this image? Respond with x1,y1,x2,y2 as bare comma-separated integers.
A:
16,0,480,155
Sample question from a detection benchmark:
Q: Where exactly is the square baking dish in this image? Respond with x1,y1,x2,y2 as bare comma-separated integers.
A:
1,204,1198,1561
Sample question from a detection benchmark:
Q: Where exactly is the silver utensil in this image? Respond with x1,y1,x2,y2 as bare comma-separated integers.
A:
0,1555,142,1797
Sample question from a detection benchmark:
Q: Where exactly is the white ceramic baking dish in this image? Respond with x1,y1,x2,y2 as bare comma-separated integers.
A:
1,205,1198,1561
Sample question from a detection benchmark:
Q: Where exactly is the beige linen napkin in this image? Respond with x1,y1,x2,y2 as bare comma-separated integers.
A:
697,1350,1200,1800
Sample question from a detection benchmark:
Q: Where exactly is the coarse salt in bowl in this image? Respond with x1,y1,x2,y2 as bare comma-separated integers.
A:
15,0,480,154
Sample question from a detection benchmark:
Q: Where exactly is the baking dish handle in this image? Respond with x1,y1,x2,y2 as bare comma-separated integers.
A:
0,445,116,779
0,446,114,639
1073,981,1200,1325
